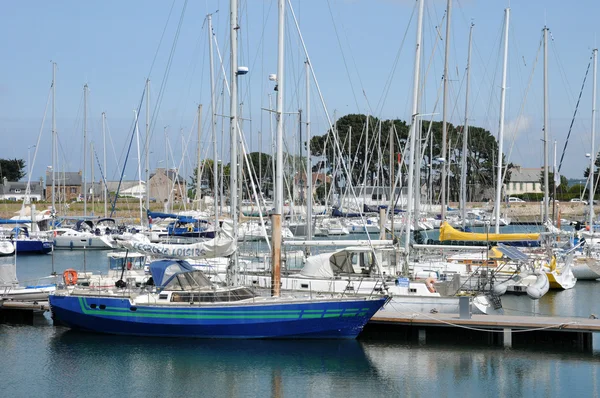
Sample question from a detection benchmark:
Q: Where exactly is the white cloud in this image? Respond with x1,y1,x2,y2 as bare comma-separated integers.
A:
504,115,533,140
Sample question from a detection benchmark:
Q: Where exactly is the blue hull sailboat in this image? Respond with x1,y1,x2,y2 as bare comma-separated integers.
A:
49,259,386,338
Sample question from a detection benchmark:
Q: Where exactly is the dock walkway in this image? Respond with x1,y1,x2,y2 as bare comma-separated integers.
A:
365,310,600,350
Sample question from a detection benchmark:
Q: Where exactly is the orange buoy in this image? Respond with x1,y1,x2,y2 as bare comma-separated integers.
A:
63,268,78,285
425,277,437,293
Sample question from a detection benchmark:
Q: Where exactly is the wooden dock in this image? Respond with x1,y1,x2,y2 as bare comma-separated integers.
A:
0,300,49,325
363,310,600,350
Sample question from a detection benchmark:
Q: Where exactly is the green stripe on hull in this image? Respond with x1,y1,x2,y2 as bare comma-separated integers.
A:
77,297,360,321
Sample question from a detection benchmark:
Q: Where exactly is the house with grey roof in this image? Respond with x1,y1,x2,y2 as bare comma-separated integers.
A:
1,177,45,202
45,171,83,202
504,166,542,196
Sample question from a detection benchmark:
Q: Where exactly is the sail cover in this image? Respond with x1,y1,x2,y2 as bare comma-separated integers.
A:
118,219,237,259
439,222,540,242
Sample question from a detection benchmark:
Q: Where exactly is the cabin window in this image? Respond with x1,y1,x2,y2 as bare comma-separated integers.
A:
14,189,21,193
409,288,417,293
300,283,309,289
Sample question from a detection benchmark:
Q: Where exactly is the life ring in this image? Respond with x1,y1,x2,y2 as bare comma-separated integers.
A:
425,277,436,293
63,269,78,285
187,225,193,232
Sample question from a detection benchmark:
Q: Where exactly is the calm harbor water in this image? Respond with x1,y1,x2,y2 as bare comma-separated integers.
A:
2,246,600,397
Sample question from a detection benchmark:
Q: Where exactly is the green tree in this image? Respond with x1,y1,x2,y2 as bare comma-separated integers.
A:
539,171,569,196
241,152,274,197
310,115,505,203
0,158,25,181
189,159,229,198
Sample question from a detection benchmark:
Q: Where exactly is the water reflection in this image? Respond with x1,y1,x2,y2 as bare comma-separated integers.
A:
47,329,375,397
361,341,600,396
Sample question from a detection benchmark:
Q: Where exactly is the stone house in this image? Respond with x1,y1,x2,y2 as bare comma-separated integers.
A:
45,171,83,202
148,168,186,203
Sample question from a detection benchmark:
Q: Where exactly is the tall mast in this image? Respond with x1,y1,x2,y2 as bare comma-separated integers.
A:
83,84,88,217
208,13,218,227
494,8,510,234
305,59,313,241
134,110,143,225
145,79,150,212
363,112,369,206
229,0,240,284
404,0,425,254
165,127,169,211
590,48,598,228
461,23,474,228
543,26,550,224
90,141,94,214
102,112,107,217
197,104,202,210
553,139,557,223
51,62,56,224
440,0,452,222
271,0,285,297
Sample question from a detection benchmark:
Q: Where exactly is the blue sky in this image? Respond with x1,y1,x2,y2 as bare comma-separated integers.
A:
1,0,599,184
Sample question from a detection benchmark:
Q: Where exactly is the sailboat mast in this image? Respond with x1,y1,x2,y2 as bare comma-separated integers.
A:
135,110,143,225
440,0,452,222
208,13,218,226
543,26,550,224
229,0,240,284
102,112,107,218
51,62,56,224
271,0,285,297
494,8,510,234
553,139,557,223
590,48,597,228
83,84,88,217
404,0,425,254
90,141,94,213
197,105,202,211
306,59,313,241
145,79,150,212
461,23,474,229
363,112,369,207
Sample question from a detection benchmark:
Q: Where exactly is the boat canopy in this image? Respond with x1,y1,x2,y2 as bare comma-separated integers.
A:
439,222,540,242
96,218,116,225
300,247,374,278
149,259,195,287
75,220,94,231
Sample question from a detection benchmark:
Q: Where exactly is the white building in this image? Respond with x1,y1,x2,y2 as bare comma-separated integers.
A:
504,167,543,196
1,177,44,202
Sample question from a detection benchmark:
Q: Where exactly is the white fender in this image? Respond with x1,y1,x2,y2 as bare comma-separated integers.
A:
526,270,550,300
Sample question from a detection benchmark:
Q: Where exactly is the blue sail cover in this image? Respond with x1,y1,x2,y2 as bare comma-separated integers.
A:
331,208,363,218
147,210,208,224
148,259,196,287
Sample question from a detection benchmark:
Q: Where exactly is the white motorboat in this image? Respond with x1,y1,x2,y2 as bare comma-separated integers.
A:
52,228,115,249
0,241,15,256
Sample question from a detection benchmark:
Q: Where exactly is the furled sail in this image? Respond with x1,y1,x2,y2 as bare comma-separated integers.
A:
439,222,540,242
117,219,236,259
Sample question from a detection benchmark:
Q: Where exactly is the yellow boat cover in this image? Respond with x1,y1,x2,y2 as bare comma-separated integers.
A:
439,222,540,242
